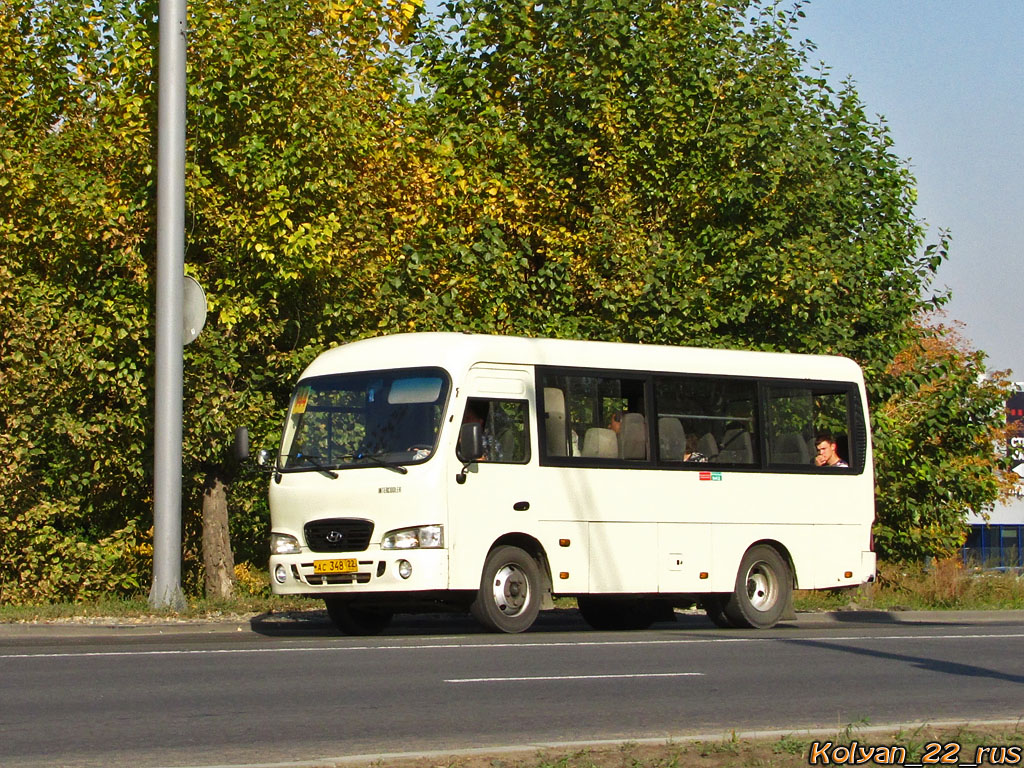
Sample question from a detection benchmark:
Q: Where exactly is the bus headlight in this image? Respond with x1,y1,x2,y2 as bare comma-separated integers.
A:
274,564,288,584
380,525,444,550
397,559,413,579
270,532,301,555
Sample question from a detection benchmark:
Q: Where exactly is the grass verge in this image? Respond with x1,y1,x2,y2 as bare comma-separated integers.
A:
1,565,1021,767
794,557,1024,612
320,722,1024,768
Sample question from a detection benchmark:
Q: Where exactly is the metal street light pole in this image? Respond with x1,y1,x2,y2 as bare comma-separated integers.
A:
150,0,188,610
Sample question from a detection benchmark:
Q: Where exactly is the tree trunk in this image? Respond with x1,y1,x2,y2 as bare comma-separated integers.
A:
202,471,235,600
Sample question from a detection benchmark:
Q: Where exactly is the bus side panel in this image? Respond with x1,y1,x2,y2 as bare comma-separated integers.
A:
787,524,876,589
588,522,658,592
657,523,714,593
708,522,872,594
537,521,589,593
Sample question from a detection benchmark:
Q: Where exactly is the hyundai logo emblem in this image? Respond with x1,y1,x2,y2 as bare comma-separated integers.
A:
325,530,344,544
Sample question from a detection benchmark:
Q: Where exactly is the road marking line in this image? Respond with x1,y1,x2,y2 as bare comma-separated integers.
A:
446,672,704,683
2,632,1023,660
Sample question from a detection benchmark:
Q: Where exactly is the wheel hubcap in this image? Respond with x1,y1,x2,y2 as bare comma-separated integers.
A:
492,564,529,616
745,562,777,611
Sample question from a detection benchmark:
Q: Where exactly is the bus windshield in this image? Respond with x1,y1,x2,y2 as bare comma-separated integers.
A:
278,367,451,473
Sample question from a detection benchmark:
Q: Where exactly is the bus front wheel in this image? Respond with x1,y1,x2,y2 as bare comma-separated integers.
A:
471,546,542,633
721,545,791,629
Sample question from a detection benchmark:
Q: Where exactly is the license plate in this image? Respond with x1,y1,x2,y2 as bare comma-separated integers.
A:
313,558,359,574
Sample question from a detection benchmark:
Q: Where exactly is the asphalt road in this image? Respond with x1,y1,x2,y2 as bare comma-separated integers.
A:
1,609,1023,768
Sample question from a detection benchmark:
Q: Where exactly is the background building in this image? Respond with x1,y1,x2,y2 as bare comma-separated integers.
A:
962,383,1024,569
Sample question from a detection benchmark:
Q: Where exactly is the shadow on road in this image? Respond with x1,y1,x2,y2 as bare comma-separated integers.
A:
782,636,1024,686
820,610,1023,629
248,608,713,638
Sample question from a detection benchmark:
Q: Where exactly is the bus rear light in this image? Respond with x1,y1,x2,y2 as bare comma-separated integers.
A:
699,572,709,580
559,572,569,580
844,571,853,579
559,539,571,547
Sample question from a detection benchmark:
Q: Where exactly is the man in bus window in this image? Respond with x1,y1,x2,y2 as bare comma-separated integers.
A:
814,432,848,468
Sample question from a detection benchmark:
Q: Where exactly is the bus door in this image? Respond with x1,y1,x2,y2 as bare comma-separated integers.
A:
447,366,542,589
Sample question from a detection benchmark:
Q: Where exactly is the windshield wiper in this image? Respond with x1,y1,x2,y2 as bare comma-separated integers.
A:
292,453,339,479
346,451,409,475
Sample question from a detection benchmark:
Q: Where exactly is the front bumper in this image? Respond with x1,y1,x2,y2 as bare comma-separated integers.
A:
269,548,449,595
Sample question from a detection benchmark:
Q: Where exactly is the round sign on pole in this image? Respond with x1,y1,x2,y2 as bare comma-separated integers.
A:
183,275,207,346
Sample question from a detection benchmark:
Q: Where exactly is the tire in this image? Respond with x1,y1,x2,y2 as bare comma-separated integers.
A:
324,598,393,636
577,596,656,631
700,594,735,628
470,546,542,633
720,545,791,629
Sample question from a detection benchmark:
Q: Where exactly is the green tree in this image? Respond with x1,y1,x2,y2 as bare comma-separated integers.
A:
872,316,1020,562
0,0,418,603
1,0,157,603
182,0,421,578
396,0,1011,559
1,0,1011,604
397,0,937,381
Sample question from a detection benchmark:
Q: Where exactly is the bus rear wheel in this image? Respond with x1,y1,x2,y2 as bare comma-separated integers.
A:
470,546,541,633
324,598,393,636
721,545,790,629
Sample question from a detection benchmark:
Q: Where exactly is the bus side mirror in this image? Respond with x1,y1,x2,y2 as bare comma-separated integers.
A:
458,423,484,461
456,423,484,485
232,426,250,463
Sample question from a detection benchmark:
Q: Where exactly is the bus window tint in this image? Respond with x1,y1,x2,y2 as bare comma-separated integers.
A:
654,377,758,465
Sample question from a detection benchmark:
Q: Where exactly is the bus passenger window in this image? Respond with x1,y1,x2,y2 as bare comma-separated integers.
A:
653,376,758,466
539,372,649,464
765,385,855,470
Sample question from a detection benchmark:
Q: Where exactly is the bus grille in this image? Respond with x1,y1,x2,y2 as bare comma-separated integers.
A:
304,518,374,552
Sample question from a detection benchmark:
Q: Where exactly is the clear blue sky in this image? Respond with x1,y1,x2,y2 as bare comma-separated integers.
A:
795,0,1024,377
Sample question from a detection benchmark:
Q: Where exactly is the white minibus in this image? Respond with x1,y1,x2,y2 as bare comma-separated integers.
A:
264,332,875,634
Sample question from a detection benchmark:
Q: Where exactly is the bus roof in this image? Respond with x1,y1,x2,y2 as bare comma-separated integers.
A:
299,332,864,384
